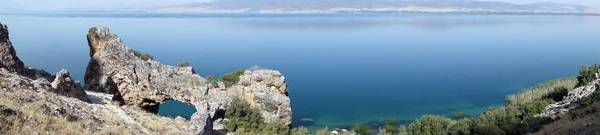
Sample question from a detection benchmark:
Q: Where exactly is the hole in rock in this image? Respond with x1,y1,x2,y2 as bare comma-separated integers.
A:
158,100,197,120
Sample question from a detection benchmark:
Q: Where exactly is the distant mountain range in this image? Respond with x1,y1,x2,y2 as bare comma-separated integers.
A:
143,0,597,14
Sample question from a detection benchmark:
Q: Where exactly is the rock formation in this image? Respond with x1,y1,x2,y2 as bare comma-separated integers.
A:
84,27,292,134
51,69,89,102
235,70,292,123
0,23,88,102
538,80,599,118
0,23,24,74
0,22,292,134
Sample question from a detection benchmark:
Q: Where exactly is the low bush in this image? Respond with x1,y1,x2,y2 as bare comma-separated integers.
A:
518,99,554,116
205,75,217,87
407,115,454,135
220,97,289,134
383,125,399,134
139,54,154,61
353,124,373,135
291,126,310,135
177,61,190,67
448,119,472,135
219,69,245,87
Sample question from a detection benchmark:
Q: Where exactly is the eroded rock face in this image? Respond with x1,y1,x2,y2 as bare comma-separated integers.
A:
538,80,599,118
0,24,85,101
51,69,89,102
84,27,293,133
0,23,25,74
84,27,210,111
237,70,292,124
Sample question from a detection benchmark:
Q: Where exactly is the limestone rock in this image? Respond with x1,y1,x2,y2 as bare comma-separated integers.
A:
0,23,25,73
538,80,599,118
84,26,293,132
84,27,210,113
191,102,213,135
51,69,89,102
235,70,292,124
0,23,54,81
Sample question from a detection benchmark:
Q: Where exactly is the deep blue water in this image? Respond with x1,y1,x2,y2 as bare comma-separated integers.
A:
2,13,600,129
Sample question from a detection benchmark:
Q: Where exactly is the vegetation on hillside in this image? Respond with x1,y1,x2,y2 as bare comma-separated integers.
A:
205,74,218,88
289,69,585,135
506,77,577,106
220,97,289,134
132,49,154,61
219,69,245,87
535,101,600,134
177,61,190,67
578,64,599,86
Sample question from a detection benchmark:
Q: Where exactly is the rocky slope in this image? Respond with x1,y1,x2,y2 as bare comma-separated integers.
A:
538,78,599,118
0,23,292,134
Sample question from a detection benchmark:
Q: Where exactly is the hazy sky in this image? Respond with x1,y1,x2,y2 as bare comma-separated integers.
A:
4,0,600,11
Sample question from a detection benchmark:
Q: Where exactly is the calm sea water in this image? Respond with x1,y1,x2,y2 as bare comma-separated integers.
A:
2,13,600,129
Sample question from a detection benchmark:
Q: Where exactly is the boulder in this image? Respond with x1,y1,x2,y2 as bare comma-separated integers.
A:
51,69,89,102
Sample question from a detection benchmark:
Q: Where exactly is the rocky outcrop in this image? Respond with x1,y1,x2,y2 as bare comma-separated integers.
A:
85,27,210,114
0,23,25,74
538,80,599,118
0,23,86,101
237,70,292,124
51,69,89,102
84,26,293,134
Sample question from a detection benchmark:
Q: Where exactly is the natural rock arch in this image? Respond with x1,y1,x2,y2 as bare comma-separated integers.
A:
84,27,292,134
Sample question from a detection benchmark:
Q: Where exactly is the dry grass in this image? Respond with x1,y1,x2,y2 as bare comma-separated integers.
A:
0,92,92,135
506,77,578,106
533,102,600,135
0,90,191,135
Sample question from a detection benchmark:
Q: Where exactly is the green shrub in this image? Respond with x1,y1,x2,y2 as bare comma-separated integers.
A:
139,53,154,61
220,97,263,133
577,64,599,86
259,120,290,135
407,115,455,135
518,99,554,116
219,97,289,134
399,125,407,135
353,124,373,135
130,49,154,61
219,69,245,87
291,126,309,135
506,77,577,106
314,127,329,135
472,122,504,135
451,112,467,119
177,61,190,67
448,119,472,135
132,50,142,57
383,125,399,134
475,107,522,135
205,75,217,87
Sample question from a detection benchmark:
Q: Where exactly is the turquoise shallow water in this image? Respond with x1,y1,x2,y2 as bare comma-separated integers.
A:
2,13,600,129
